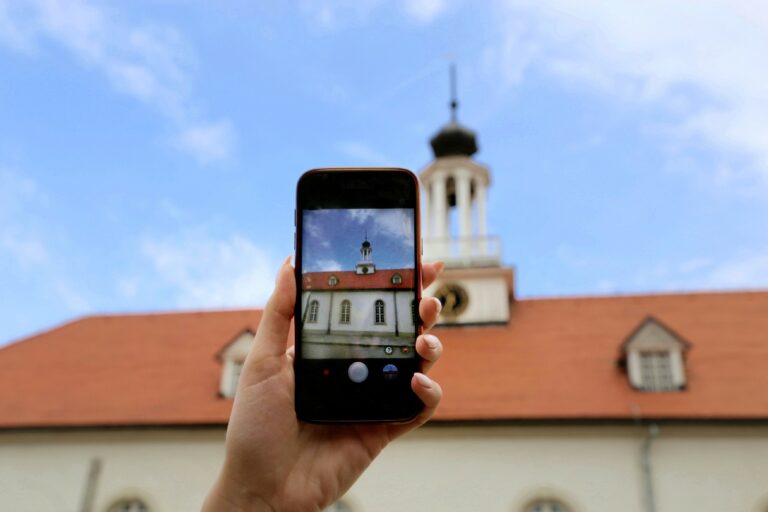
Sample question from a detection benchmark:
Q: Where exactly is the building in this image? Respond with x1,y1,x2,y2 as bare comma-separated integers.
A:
300,237,416,359
2,101,768,512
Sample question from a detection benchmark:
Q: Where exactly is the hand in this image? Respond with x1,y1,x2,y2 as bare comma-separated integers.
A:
202,259,445,512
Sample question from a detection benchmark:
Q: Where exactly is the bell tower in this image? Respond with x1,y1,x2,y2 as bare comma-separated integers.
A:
421,65,514,325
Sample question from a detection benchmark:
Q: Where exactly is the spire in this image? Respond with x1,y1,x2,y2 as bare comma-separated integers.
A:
430,64,478,158
356,233,375,274
450,62,458,122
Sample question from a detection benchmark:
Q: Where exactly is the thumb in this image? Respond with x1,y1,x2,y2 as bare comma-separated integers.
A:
252,257,296,359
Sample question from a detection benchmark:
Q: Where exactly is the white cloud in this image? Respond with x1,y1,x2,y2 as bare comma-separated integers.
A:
53,280,91,313
336,141,392,166
493,0,768,186
699,252,768,290
316,258,342,271
141,230,278,308
300,0,447,29
400,0,449,24
174,119,236,165
0,168,49,267
0,168,92,316
0,234,48,266
600,251,768,293
347,208,414,247
0,0,235,163
299,0,383,30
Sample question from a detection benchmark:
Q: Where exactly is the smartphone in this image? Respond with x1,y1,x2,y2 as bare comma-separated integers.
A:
294,168,423,422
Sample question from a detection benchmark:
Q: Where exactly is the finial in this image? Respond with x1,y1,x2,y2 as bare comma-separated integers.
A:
449,62,458,122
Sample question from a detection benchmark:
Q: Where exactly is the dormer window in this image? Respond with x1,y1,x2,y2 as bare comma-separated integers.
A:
391,273,403,285
638,351,675,391
216,329,255,399
328,275,339,287
619,317,690,392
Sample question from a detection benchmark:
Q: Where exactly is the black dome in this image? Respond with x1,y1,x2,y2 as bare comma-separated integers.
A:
362,240,371,248
430,121,478,158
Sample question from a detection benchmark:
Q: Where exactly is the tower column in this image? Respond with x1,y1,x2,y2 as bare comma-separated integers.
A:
476,180,488,254
422,181,431,238
456,171,472,255
432,174,447,240
476,180,487,237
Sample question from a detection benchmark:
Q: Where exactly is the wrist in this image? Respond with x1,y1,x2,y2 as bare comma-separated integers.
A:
203,472,276,512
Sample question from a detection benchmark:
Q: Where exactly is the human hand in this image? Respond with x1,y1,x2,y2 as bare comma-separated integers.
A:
202,259,445,512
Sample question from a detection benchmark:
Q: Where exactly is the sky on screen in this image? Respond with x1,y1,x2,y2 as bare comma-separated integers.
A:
302,208,414,272
1,0,767,344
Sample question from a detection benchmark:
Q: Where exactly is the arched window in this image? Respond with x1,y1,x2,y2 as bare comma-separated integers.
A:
374,300,385,324
108,499,148,512
340,300,351,323
308,300,319,323
391,273,403,285
411,299,418,326
524,499,571,512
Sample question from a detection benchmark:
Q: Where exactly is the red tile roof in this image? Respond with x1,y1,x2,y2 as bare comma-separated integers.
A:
1,290,768,428
302,268,414,291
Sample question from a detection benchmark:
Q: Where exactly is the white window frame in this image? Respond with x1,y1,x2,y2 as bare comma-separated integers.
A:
638,350,676,391
374,300,385,324
340,300,351,324
308,300,320,323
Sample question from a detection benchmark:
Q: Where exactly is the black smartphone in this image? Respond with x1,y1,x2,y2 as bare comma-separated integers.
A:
294,168,423,423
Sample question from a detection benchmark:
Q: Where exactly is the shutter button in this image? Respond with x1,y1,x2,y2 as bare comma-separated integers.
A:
348,362,369,383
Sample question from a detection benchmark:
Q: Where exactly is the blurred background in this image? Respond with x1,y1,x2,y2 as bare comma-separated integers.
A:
2,0,766,345
2,2,768,512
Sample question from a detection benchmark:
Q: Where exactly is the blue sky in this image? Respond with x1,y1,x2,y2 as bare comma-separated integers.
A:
302,208,414,272
1,1,767,344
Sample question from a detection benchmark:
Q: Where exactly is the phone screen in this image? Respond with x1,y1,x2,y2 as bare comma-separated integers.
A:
295,169,423,422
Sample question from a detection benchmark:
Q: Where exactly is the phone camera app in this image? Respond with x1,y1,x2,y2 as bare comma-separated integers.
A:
300,208,417,361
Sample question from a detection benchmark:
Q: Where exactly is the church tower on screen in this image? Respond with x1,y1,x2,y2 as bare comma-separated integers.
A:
420,67,514,326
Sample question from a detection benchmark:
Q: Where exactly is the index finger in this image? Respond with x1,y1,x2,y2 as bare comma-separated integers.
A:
422,261,444,289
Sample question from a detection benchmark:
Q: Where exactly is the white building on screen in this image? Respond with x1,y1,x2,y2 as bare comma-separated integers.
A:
300,237,417,359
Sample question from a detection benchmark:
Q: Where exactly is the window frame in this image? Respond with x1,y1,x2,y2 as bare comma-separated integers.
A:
638,350,676,391
308,300,320,323
340,300,351,324
374,299,386,324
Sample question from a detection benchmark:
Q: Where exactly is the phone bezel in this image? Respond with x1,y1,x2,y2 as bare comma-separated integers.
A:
294,168,424,423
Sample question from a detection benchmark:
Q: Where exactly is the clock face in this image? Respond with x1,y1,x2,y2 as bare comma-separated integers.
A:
434,282,469,318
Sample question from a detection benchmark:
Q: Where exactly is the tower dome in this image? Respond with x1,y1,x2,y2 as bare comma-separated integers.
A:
430,121,478,158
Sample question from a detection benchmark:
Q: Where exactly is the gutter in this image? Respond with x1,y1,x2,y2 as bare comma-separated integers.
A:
641,424,659,512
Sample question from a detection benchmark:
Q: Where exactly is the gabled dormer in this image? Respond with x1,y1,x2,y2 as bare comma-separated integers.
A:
619,317,691,392
216,329,254,398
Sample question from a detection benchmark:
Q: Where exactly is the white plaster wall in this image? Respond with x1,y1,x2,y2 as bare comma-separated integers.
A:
2,425,768,512
0,429,226,512
302,291,415,335
347,425,768,512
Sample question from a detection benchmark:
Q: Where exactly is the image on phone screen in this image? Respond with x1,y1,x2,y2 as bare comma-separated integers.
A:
300,208,417,361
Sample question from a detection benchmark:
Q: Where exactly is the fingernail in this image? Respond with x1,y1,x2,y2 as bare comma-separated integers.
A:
435,261,445,274
423,334,439,349
414,372,432,388
432,297,442,313
284,255,293,266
